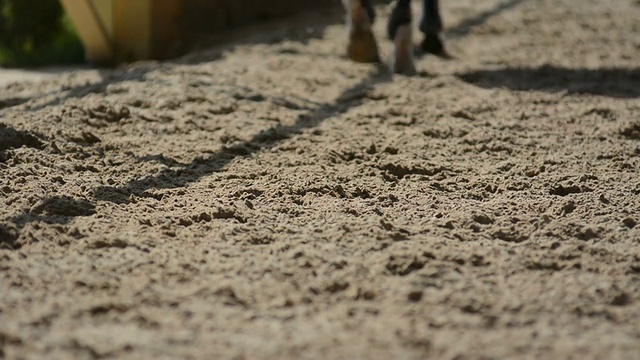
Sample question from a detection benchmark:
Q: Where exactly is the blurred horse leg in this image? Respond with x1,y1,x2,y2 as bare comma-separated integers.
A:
344,0,441,74
387,0,416,74
342,0,380,63
419,0,445,55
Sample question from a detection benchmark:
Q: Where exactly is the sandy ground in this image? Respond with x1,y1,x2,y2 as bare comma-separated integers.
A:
1,0,640,359
0,69,53,88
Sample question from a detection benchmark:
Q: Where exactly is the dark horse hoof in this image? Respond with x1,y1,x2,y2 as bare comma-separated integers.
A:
347,30,381,63
420,33,446,56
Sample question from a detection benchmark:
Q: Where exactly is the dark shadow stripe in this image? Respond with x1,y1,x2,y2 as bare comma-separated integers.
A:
445,0,532,38
457,65,640,99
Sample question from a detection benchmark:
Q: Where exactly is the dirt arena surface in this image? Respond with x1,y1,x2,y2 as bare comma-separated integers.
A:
1,0,639,358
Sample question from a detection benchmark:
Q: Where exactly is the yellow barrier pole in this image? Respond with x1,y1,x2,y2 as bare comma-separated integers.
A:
113,0,152,61
59,0,115,64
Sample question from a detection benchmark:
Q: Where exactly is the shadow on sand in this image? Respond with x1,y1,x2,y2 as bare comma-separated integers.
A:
92,65,393,204
445,0,532,39
2,0,633,247
457,65,640,99
2,65,393,248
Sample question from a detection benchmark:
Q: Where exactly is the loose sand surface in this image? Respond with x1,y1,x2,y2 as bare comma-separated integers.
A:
1,0,639,358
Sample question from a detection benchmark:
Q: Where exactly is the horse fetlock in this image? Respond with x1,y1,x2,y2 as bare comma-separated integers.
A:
387,0,412,40
343,0,371,31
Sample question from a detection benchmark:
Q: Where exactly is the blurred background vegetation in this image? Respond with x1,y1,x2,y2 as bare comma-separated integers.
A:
0,0,84,67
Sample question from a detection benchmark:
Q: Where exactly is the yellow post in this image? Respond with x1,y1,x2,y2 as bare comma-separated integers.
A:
112,0,152,61
60,0,331,64
59,0,115,64
60,0,177,64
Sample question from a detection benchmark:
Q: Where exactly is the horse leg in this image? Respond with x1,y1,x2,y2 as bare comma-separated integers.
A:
419,0,445,55
343,0,380,63
387,0,416,74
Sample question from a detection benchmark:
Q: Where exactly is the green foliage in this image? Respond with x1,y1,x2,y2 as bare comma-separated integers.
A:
0,0,84,67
